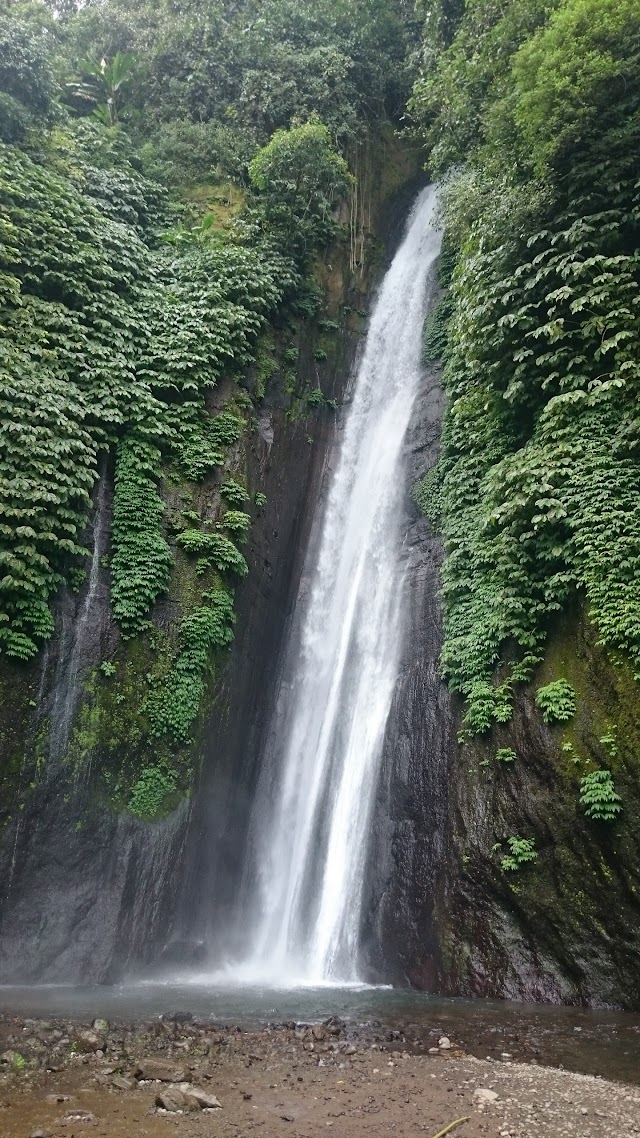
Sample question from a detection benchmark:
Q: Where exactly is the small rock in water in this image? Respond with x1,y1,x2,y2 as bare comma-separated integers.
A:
438,1037,452,1050
30,1130,52,1138
428,1047,440,1055
92,1019,109,1035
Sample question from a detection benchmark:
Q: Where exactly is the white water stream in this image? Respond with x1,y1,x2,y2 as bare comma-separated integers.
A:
232,188,441,986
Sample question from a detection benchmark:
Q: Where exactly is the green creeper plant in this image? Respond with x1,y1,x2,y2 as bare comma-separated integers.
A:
535,680,576,724
219,510,251,540
148,591,236,744
127,762,177,820
579,770,622,822
221,478,250,507
409,0,640,732
175,529,248,576
110,437,173,637
500,836,538,872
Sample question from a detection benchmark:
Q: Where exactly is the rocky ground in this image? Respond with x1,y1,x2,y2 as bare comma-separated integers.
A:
0,1014,639,1138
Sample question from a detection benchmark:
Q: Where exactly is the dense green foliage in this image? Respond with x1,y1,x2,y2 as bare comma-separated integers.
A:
0,7,56,141
412,0,640,731
66,0,418,170
0,0,419,813
248,122,352,258
110,438,172,635
127,761,177,820
148,591,236,745
0,127,287,660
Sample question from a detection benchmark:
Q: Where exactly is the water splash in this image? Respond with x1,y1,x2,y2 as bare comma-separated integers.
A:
230,188,442,985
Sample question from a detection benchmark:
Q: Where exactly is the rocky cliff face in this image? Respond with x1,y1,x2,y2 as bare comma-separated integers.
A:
361,346,640,1009
0,280,363,983
4,154,635,1006
436,612,640,1009
360,353,454,988
0,141,424,983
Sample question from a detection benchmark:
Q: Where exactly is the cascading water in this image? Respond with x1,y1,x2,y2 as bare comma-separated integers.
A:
232,188,442,986
48,459,109,765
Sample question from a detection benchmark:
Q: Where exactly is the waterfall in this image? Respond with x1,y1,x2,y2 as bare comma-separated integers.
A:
232,188,441,985
48,459,109,764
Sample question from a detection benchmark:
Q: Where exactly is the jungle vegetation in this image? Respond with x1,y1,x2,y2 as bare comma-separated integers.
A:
0,0,417,811
411,0,640,736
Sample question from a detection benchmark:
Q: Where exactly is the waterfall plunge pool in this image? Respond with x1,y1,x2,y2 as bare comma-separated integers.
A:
0,983,639,1085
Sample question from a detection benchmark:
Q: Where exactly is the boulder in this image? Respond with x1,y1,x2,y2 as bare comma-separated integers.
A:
111,1075,136,1091
186,1087,222,1109
1,1049,24,1067
138,1060,187,1082
155,1087,186,1112
74,1030,104,1053
473,1088,499,1106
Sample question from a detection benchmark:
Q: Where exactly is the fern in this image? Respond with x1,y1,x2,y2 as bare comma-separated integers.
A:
500,836,538,872
535,679,576,724
579,770,622,822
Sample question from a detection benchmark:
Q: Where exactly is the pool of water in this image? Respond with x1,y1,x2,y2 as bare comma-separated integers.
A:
1,982,639,1085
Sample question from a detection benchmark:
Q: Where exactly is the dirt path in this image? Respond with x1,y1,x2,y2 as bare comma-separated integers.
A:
1,1017,639,1138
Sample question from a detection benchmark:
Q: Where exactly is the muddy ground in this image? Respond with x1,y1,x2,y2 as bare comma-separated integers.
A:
0,1015,639,1138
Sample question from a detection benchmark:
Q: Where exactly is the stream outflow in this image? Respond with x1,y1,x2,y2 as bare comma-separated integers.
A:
230,188,442,985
